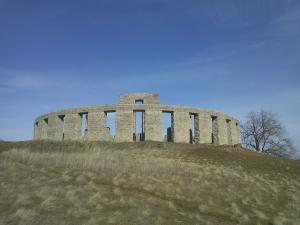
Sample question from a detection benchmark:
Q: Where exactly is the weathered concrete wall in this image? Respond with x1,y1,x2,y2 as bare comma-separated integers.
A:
119,93,160,104
115,110,134,142
33,93,240,145
173,111,190,143
64,113,81,140
145,110,162,141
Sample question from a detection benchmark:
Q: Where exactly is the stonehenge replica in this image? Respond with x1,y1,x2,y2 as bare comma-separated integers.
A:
34,93,240,145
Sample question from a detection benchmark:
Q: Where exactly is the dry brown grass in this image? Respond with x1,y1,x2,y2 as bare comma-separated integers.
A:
0,141,299,225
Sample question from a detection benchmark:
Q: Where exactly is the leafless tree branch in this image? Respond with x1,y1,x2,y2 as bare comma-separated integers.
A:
241,110,295,157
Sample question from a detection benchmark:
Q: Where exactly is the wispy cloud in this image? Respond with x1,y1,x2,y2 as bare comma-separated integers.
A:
170,40,267,68
0,68,49,92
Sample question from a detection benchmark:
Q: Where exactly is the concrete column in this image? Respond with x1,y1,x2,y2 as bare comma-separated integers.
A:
87,112,111,141
145,110,162,141
87,112,101,141
231,120,241,145
235,122,241,144
47,115,63,140
198,113,211,144
115,110,134,142
217,115,228,145
226,119,233,145
64,113,81,140
173,111,190,143
231,121,237,145
37,121,43,140
40,119,48,140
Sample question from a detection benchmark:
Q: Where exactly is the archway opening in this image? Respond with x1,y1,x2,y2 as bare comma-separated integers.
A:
105,111,116,140
133,110,145,142
162,111,174,142
80,112,88,138
58,115,65,140
211,116,218,144
189,113,199,144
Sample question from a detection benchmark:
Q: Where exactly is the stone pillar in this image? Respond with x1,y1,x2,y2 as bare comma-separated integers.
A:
231,121,236,145
217,115,227,145
198,113,212,144
226,119,232,145
235,122,241,144
64,113,81,140
40,119,48,140
173,111,190,143
145,110,162,141
231,120,241,145
115,110,134,142
47,115,64,140
87,112,111,141
37,121,43,140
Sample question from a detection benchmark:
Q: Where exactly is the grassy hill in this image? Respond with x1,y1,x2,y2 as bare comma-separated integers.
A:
0,141,299,225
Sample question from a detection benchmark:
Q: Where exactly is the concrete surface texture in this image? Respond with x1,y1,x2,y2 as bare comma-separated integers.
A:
34,93,240,145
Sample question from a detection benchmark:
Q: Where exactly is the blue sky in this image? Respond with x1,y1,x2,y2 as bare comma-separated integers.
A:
0,0,299,155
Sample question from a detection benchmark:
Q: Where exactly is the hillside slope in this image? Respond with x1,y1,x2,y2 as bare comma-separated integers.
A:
0,141,299,225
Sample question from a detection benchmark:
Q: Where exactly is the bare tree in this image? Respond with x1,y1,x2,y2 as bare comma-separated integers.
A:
241,110,295,157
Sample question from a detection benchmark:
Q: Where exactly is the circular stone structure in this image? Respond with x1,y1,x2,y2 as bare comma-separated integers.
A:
34,93,240,145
